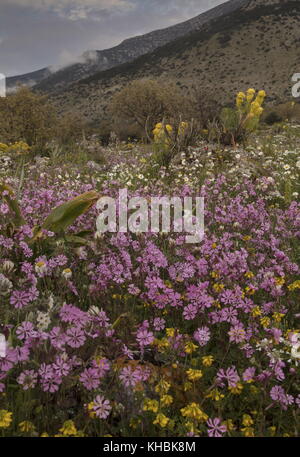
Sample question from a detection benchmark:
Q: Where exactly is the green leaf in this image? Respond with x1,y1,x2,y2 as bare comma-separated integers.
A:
0,183,26,227
220,107,239,131
40,190,99,234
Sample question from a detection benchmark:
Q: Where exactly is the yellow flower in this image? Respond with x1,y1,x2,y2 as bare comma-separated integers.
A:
242,414,254,427
0,410,12,428
250,101,263,116
0,143,8,151
160,395,173,407
228,382,243,395
245,286,255,296
153,413,169,428
245,271,254,279
181,403,208,422
166,328,175,338
87,402,96,419
11,141,31,155
213,283,225,293
272,312,285,323
186,369,203,381
185,341,198,354
288,280,300,291
257,90,266,99
19,421,35,433
178,122,188,135
154,337,170,351
260,317,271,328
269,426,276,437
206,389,224,402
211,271,220,279
185,421,199,434
275,277,285,287
223,419,235,431
236,92,246,108
246,88,256,102
155,379,171,395
184,381,193,392
241,426,255,437
202,355,214,367
40,432,49,437
251,306,262,317
59,420,77,436
143,399,159,413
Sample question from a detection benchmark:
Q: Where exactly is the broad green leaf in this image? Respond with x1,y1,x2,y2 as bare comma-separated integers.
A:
41,190,99,234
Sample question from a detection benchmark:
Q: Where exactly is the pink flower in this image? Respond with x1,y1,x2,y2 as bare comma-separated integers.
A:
17,370,38,390
136,329,154,347
65,327,86,348
207,418,227,437
194,327,210,346
93,395,111,419
119,366,141,388
10,290,30,309
80,368,101,390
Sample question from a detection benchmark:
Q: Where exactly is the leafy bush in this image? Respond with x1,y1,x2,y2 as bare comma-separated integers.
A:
0,87,57,148
109,79,191,135
264,111,283,125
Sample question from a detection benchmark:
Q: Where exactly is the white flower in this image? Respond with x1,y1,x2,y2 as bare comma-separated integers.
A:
62,268,72,280
48,294,54,311
2,260,14,273
88,305,100,316
291,344,300,360
0,274,13,296
35,261,47,275
37,312,51,331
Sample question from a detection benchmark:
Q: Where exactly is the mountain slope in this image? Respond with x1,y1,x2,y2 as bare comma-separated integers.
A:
49,0,300,122
7,0,246,91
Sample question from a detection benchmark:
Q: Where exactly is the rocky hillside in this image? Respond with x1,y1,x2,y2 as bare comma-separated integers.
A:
7,0,246,91
49,0,300,123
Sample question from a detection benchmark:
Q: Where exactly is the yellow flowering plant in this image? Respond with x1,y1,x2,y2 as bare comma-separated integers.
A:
151,118,198,168
219,88,266,146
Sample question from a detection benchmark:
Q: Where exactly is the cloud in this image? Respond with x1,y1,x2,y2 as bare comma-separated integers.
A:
1,0,135,21
48,49,99,72
0,0,228,76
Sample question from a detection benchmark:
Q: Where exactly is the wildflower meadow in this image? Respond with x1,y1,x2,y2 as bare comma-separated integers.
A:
0,88,300,439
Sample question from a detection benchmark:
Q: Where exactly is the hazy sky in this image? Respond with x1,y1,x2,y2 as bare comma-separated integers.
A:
0,0,228,76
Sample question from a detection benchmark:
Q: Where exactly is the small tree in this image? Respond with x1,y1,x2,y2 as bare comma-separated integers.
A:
0,86,57,148
109,79,191,135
